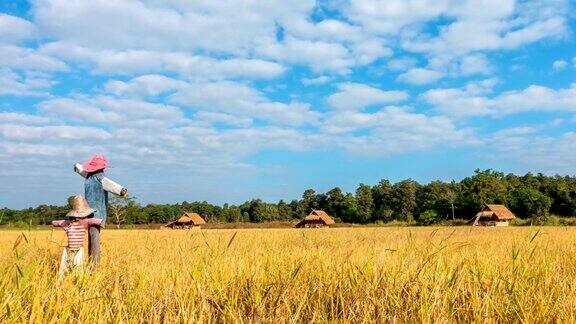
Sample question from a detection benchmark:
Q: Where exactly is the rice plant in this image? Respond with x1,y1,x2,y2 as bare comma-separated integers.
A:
1,227,576,322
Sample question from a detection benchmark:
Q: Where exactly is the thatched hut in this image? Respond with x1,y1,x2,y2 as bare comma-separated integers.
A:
471,204,515,226
294,210,335,228
166,212,206,229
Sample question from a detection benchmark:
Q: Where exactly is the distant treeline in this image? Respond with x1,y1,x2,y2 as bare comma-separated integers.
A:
2,169,575,226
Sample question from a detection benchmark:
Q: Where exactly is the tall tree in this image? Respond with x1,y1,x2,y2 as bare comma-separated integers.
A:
253,203,280,221
227,206,242,222
355,184,373,223
372,180,394,222
108,195,138,228
326,187,345,219
540,175,576,216
416,181,457,221
301,189,318,213
340,193,360,223
248,199,264,222
289,200,301,219
277,200,293,220
392,179,420,222
508,187,552,223
459,169,508,217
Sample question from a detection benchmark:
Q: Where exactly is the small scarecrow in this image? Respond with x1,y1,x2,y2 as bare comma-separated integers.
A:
73,155,127,268
52,195,102,278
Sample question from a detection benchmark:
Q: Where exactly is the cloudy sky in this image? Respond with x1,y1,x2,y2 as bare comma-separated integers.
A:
1,0,575,208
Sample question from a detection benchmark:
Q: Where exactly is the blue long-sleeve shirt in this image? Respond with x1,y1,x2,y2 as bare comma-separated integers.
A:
85,172,108,226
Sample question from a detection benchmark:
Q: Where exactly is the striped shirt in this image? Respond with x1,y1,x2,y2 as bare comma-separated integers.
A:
52,218,102,250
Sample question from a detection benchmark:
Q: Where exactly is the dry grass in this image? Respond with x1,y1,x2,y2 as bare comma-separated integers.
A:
2,227,576,323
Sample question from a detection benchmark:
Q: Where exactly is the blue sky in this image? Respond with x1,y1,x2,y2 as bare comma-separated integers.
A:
1,0,575,208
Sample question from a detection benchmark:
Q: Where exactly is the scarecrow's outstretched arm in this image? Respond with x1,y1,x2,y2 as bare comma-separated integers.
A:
84,218,103,227
102,177,128,197
52,220,68,227
73,163,88,178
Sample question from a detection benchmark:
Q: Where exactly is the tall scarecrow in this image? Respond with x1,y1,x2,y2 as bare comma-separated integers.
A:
74,155,127,267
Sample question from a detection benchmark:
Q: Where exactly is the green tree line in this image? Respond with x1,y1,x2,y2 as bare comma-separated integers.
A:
1,170,575,226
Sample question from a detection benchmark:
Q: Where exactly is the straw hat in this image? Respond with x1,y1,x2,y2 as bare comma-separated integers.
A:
82,154,109,173
67,195,96,218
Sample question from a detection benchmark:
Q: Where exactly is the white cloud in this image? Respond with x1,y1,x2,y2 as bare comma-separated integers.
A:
387,57,418,72
397,68,443,85
39,98,123,124
343,0,451,35
421,79,498,118
33,0,284,54
339,0,569,78
213,127,324,152
552,59,568,71
0,141,100,158
327,83,409,110
257,36,392,74
27,0,569,81
423,87,492,118
492,126,537,139
501,16,566,48
0,109,319,178
41,42,285,79
257,37,356,73
0,112,50,125
282,18,365,43
0,69,54,97
0,14,36,43
351,40,392,65
266,17,389,71
32,1,391,73
322,111,381,134
103,76,320,127
169,81,320,126
321,106,477,154
302,76,331,86
0,124,111,141
401,0,568,58
459,54,492,76
104,76,320,126
39,96,185,126
282,14,366,43
489,131,576,173
493,84,576,115
463,78,499,95
424,82,576,118
194,112,253,128
104,75,188,97
0,44,67,71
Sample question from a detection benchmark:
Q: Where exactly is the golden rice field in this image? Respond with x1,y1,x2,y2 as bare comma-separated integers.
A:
2,227,576,323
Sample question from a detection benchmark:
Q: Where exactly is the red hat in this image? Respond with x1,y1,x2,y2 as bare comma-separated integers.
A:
82,155,108,173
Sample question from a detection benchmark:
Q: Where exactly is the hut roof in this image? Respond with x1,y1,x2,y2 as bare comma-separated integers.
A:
303,210,335,225
475,204,516,221
183,212,206,225
172,212,206,226
176,215,192,223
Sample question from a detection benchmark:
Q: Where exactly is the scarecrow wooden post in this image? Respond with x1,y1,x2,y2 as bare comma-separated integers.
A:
74,155,127,267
